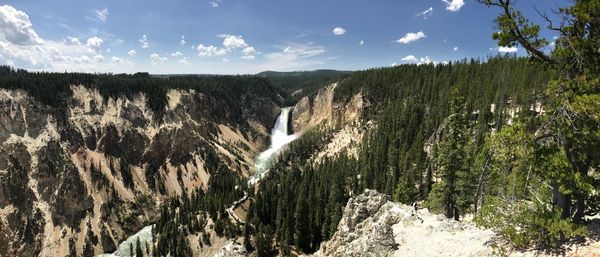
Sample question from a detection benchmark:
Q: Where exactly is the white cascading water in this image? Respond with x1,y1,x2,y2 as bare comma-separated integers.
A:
248,107,297,185
98,107,296,257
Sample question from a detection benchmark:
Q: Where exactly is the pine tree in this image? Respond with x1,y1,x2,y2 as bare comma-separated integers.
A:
255,225,274,257
478,0,600,224
294,185,311,252
135,237,143,257
437,87,469,220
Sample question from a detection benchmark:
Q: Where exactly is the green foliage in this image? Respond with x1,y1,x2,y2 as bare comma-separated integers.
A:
135,237,143,257
479,0,600,226
476,195,588,248
247,128,356,254
152,168,244,257
436,87,469,219
423,182,446,214
248,57,555,253
255,224,275,257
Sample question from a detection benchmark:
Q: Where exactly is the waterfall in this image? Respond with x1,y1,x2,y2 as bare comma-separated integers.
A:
248,107,297,185
99,107,297,257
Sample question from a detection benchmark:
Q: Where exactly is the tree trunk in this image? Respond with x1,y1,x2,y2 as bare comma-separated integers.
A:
474,155,491,216
573,193,585,222
424,166,433,198
453,205,460,221
553,185,571,219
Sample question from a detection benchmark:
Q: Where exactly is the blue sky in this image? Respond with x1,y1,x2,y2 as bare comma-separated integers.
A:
0,0,567,74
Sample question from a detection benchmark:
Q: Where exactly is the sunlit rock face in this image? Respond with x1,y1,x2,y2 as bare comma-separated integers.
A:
0,86,278,257
291,83,366,133
309,190,496,257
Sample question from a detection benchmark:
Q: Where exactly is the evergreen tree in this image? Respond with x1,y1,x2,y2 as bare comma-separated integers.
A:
478,0,600,224
255,225,274,257
294,182,311,252
135,237,143,257
436,87,469,220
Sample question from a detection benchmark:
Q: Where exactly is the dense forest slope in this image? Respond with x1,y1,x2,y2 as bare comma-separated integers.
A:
0,67,284,257
242,57,598,256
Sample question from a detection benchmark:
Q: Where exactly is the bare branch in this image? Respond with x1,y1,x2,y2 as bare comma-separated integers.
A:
499,2,557,65
534,6,562,32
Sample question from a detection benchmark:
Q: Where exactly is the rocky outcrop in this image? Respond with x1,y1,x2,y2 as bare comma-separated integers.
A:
0,86,278,257
214,241,247,257
309,190,496,257
292,83,365,133
310,190,600,257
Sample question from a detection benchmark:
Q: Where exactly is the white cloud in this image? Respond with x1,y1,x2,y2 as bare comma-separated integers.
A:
222,57,229,62
442,0,465,12
257,42,328,71
401,55,418,62
178,57,191,65
359,40,364,46
220,34,248,49
180,35,186,46
106,48,111,53
94,8,108,22
210,0,222,8
453,46,458,51
170,51,183,57
139,34,149,48
0,5,44,45
196,34,257,59
0,5,142,73
111,56,124,63
416,7,433,19
86,36,103,53
68,37,81,45
128,49,136,56
498,46,518,53
395,31,426,44
0,37,103,70
196,44,227,57
418,56,434,64
241,46,256,60
79,55,91,64
93,54,104,62
150,53,167,64
333,27,346,36
278,43,325,58
391,63,398,67
399,55,444,65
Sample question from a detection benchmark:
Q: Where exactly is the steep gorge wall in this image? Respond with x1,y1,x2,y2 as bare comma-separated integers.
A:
291,83,369,163
0,85,279,257
291,83,365,133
